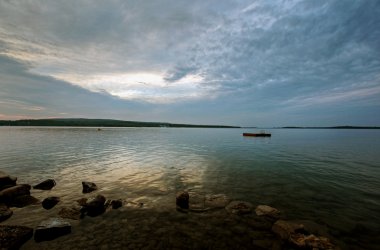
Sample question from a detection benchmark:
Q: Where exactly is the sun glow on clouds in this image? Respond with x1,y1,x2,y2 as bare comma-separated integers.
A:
53,72,206,103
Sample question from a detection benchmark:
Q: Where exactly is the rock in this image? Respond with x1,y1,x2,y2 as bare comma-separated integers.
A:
76,198,88,206
34,217,71,242
82,181,97,193
225,201,253,215
0,171,17,191
9,195,39,208
84,194,106,217
272,220,305,240
176,191,189,209
58,206,83,220
290,233,336,249
111,199,123,209
255,205,280,218
0,184,31,203
0,225,33,249
204,194,230,208
42,197,60,210
33,179,56,190
0,203,12,222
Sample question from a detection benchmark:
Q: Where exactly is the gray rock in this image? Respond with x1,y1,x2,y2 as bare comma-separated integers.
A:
225,201,253,215
42,196,60,210
0,225,33,249
82,181,97,193
0,184,31,203
34,217,71,242
0,203,12,222
33,179,56,190
0,171,17,191
176,191,189,209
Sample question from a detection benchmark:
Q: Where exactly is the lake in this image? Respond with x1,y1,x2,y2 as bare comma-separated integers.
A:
0,127,379,249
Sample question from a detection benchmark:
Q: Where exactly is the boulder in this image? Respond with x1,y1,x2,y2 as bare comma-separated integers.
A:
58,206,83,220
34,217,71,242
111,199,123,209
0,203,12,222
225,201,253,215
42,197,60,210
33,179,56,190
289,233,336,249
0,171,17,191
255,205,280,218
82,181,97,193
84,194,106,217
0,184,31,203
0,225,33,249
176,191,189,209
9,195,39,208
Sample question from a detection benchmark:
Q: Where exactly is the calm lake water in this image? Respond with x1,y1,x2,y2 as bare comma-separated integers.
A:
1,127,379,249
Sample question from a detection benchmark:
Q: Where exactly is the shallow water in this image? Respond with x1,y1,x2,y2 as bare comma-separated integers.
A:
1,127,379,249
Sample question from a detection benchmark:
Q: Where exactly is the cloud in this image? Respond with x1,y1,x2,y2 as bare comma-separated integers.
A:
0,0,379,125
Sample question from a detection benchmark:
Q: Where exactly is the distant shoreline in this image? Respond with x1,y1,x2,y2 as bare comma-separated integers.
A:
0,118,240,128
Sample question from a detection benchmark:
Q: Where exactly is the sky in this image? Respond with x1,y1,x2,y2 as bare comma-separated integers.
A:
0,0,379,127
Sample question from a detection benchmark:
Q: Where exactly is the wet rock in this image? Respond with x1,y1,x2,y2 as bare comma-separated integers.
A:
58,206,83,220
176,191,189,209
255,205,280,218
0,171,17,191
111,199,123,209
272,220,305,240
290,233,336,249
84,194,106,217
204,194,230,208
42,196,60,210
82,181,98,193
0,184,31,203
0,225,33,249
34,217,71,242
76,197,88,206
33,179,56,190
225,201,253,215
9,195,39,208
0,203,12,222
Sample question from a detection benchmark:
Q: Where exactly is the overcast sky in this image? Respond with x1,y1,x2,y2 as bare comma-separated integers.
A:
1,0,379,126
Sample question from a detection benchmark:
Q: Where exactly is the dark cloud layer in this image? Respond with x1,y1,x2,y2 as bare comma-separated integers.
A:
0,0,379,126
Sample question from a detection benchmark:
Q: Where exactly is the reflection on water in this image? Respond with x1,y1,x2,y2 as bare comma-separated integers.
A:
1,127,380,249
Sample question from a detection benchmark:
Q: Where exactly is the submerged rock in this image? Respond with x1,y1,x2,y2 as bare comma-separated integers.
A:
42,197,60,210
255,205,280,218
34,217,71,242
176,191,189,209
290,233,336,249
0,203,12,222
225,201,253,215
204,194,230,208
33,179,56,190
58,206,83,220
272,220,305,240
82,181,97,193
9,195,39,208
84,194,106,217
0,171,17,191
76,198,88,206
111,199,123,209
0,225,33,249
0,184,31,203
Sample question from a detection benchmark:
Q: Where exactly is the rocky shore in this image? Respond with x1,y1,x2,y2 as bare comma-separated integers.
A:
1,171,340,249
